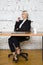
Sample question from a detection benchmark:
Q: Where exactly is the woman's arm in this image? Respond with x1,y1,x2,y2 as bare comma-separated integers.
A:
14,20,23,31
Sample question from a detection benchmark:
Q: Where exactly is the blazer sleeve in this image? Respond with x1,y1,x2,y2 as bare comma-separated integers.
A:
14,20,22,31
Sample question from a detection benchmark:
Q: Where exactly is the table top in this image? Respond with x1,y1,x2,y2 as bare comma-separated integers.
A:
0,32,43,36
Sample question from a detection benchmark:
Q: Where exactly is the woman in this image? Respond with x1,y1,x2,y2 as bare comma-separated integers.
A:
8,10,31,62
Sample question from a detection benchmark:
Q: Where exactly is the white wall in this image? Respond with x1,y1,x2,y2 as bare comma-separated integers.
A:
0,0,43,49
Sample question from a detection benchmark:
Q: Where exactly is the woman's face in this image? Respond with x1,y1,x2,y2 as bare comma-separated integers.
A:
22,12,28,19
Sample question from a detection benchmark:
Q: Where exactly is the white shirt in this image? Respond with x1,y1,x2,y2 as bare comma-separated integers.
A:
19,19,26,28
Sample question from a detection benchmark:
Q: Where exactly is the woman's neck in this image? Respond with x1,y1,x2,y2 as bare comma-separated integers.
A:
23,18,28,20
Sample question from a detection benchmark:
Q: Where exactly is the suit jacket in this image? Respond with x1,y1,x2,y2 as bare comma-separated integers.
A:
14,19,31,32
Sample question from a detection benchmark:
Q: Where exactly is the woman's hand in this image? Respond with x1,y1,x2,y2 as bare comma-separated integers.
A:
16,17,21,22
16,28,18,30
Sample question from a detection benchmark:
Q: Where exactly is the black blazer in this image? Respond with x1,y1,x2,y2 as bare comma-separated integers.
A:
14,19,31,32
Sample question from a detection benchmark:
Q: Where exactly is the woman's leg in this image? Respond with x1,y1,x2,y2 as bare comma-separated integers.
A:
12,37,20,55
16,36,27,55
8,36,16,52
8,36,20,61
16,47,20,55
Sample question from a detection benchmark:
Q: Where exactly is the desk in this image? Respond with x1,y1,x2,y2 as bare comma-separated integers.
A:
0,32,43,46
0,32,43,36
0,32,43,49
0,32,43,48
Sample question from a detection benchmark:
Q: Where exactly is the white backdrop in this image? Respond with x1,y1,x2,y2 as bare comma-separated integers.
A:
0,0,43,49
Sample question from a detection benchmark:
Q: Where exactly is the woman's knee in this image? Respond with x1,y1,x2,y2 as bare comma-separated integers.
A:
8,37,12,45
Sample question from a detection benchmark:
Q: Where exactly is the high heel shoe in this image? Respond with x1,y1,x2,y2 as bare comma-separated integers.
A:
13,55,18,63
13,58,18,63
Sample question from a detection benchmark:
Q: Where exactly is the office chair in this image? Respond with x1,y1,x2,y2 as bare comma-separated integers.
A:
8,36,30,62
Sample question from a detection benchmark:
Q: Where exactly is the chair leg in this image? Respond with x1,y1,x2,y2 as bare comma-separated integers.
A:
8,54,13,58
8,53,28,61
20,53,28,61
20,53,28,56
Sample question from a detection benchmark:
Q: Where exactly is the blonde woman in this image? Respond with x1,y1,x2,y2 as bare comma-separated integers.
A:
8,10,31,62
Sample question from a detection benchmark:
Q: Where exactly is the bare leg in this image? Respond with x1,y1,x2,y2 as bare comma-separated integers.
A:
16,47,20,55
12,52,18,60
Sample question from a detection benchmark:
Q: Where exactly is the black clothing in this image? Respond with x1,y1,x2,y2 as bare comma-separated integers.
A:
8,19,31,52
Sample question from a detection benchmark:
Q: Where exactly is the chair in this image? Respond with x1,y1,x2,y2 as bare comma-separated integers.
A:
8,36,30,62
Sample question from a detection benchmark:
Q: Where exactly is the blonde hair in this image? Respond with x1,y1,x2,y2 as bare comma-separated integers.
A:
22,10,29,19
